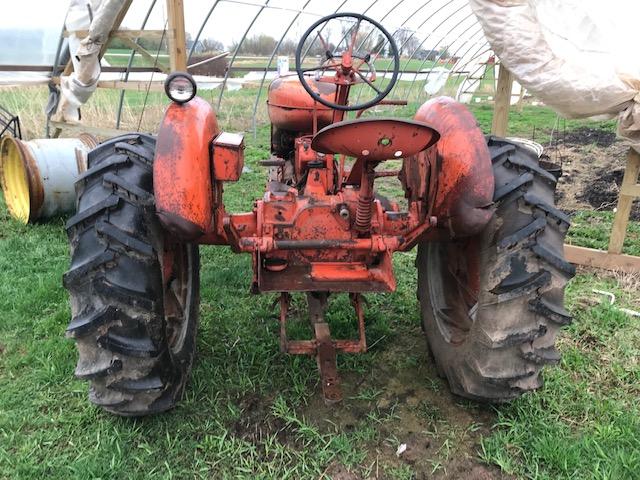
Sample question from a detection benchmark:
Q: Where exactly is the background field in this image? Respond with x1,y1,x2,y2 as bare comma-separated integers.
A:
0,84,639,479
102,48,450,72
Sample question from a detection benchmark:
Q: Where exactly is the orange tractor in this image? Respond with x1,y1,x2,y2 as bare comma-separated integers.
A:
64,14,574,415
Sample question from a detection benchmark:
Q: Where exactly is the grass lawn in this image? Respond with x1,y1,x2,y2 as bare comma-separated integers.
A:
0,87,639,478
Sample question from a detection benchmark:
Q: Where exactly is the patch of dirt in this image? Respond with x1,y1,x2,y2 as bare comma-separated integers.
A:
559,126,617,147
324,462,362,480
576,166,640,220
224,326,512,478
296,333,514,479
543,127,638,218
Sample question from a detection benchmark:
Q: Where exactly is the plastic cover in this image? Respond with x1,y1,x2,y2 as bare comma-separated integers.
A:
57,0,127,123
468,0,640,148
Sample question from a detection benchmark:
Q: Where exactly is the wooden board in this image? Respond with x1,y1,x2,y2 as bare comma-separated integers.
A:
95,80,165,92
565,244,640,273
65,29,166,38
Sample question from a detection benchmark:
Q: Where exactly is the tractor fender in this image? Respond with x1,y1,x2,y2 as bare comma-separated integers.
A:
412,96,494,238
154,96,219,240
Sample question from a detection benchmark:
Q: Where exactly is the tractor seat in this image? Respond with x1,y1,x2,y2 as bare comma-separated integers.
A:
311,118,440,162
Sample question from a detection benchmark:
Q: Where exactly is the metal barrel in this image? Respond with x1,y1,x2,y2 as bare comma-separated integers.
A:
0,134,98,223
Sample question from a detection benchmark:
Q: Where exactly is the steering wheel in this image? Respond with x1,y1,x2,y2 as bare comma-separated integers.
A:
295,13,400,111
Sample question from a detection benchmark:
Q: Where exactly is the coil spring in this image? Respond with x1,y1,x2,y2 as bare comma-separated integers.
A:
355,195,373,233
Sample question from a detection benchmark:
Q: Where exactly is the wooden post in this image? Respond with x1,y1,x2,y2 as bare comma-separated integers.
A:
608,148,640,254
491,63,514,137
166,0,187,72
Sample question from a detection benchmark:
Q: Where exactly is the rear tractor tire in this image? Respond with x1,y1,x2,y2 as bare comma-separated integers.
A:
417,137,575,402
64,134,200,416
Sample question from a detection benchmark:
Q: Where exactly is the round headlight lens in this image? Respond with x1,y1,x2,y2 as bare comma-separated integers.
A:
164,72,197,104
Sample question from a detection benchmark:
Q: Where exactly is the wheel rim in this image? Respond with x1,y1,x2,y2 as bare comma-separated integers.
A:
426,239,481,345
162,243,194,353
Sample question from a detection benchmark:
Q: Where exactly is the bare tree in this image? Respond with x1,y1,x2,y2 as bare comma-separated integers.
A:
202,37,224,53
278,39,297,56
392,28,419,56
230,34,278,56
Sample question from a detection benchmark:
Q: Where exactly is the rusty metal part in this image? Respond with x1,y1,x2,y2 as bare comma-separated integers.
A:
355,163,375,234
260,156,286,167
278,292,368,403
315,322,341,403
161,239,191,351
278,292,368,354
278,292,291,352
77,10,507,407
374,170,400,178
271,237,399,251
311,118,439,163
154,96,219,240
355,99,408,118
77,133,99,150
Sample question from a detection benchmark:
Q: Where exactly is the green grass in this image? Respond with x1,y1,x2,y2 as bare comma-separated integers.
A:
0,89,638,478
568,211,640,256
480,275,640,479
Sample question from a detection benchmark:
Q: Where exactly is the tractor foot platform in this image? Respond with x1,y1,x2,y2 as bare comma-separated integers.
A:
278,291,367,404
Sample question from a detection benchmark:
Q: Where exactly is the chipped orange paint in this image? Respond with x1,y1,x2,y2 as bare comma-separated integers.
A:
154,96,219,239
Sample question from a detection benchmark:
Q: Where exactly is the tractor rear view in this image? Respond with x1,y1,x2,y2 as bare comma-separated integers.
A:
64,13,574,415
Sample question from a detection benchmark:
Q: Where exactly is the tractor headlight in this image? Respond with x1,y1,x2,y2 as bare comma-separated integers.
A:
164,72,197,104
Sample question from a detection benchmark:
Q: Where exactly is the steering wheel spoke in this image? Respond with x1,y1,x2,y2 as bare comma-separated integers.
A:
348,17,362,56
316,31,332,55
355,69,382,94
295,13,399,111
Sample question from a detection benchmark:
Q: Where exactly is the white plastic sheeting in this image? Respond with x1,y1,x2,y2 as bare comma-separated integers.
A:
468,0,640,148
56,0,127,123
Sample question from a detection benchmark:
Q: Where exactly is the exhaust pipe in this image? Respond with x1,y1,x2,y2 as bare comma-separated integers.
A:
0,134,98,223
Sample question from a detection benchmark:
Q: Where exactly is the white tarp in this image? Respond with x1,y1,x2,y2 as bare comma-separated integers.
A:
56,0,127,123
468,0,640,148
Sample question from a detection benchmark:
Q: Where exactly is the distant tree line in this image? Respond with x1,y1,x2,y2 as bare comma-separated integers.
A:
107,30,450,60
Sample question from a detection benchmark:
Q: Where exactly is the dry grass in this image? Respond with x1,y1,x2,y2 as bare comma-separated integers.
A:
0,85,271,139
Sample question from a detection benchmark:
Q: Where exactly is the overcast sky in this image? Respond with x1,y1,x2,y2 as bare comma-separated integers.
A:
2,0,639,74
1,0,482,50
